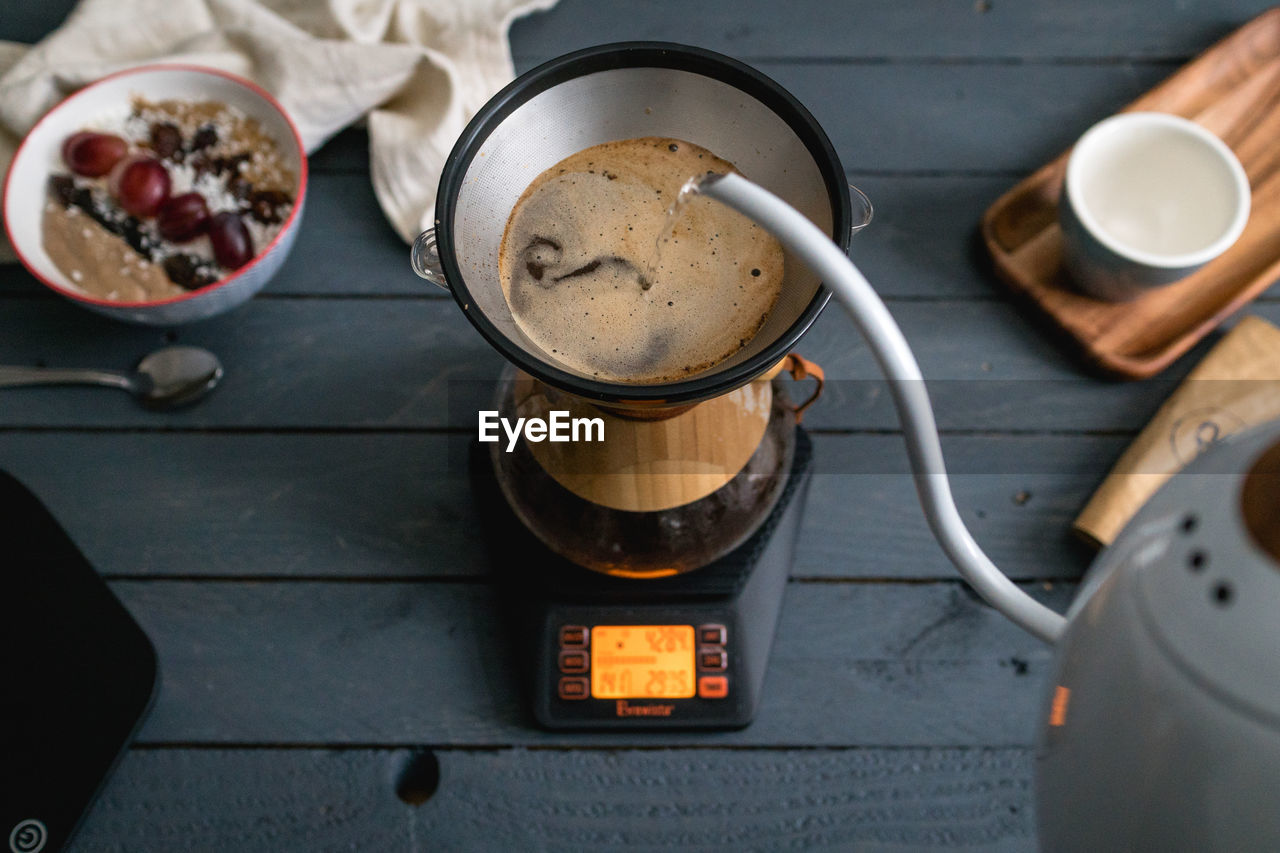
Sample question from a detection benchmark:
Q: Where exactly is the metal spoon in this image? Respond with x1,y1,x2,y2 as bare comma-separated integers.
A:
0,346,223,410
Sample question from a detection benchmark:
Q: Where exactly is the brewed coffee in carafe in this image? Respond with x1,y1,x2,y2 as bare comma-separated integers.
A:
490,369,799,576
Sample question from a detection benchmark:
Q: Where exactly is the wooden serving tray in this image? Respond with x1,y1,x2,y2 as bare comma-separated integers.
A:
981,7,1280,379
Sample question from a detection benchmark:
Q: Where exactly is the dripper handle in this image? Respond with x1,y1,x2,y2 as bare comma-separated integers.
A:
849,184,874,236
411,228,450,291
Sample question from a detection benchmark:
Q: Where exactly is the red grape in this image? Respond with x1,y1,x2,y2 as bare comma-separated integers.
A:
208,211,254,269
61,131,128,177
156,192,210,242
109,155,171,217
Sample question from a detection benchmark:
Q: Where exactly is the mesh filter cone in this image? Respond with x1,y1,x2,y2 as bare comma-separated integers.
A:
435,42,851,406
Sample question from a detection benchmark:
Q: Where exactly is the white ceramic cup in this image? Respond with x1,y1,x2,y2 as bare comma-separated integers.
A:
1058,112,1250,302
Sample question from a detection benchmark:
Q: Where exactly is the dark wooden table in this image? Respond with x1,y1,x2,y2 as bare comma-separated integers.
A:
4,2,1278,849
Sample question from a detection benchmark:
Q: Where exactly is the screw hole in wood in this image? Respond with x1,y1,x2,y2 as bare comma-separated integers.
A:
395,749,440,806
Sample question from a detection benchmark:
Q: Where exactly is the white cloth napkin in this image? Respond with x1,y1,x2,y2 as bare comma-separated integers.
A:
0,0,556,262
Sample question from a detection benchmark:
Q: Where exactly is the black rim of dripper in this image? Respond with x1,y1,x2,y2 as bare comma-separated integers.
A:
435,41,851,405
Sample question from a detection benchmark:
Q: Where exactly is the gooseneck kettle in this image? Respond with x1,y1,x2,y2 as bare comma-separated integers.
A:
697,170,1280,851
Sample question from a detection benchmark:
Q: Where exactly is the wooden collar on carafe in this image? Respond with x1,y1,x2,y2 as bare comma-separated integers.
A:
513,355,823,513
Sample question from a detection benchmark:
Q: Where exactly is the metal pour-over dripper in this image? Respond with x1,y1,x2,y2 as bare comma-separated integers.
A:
412,42,865,406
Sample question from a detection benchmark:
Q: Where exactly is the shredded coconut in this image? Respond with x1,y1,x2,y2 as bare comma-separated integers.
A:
245,217,279,254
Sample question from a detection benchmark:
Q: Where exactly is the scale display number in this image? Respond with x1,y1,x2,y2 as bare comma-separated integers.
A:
590,625,695,699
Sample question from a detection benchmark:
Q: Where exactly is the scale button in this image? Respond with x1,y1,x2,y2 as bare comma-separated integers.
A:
698,675,729,699
699,648,727,671
559,650,588,673
698,624,727,646
560,625,589,648
558,677,589,700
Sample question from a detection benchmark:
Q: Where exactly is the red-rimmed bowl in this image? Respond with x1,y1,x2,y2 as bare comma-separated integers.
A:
3,65,307,325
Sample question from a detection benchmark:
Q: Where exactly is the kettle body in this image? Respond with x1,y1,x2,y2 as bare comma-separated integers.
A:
1037,421,1280,850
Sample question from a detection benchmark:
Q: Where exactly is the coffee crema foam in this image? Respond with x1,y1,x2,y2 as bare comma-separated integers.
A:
498,137,784,384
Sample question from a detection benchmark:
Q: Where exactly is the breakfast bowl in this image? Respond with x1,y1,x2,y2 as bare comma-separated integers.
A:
3,64,307,325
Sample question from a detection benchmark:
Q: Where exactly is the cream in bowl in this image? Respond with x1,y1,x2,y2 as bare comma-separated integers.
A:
4,65,307,325
1059,112,1250,302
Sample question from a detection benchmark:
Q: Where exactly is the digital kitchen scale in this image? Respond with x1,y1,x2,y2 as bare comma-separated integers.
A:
472,429,812,730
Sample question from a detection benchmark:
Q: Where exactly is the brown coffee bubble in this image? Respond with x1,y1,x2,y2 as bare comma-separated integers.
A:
498,137,784,384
